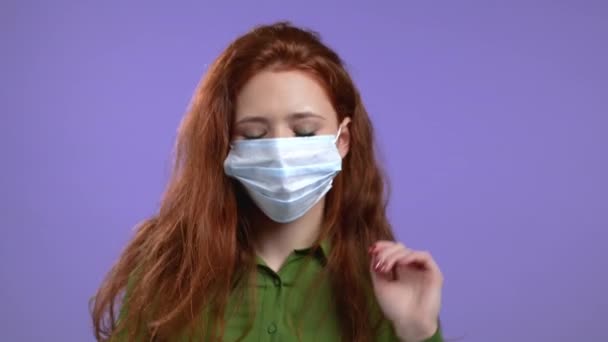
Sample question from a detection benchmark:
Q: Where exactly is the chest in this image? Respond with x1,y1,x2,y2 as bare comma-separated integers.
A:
221,271,340,342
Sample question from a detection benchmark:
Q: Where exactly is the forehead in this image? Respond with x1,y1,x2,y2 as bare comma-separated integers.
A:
234,70,337,122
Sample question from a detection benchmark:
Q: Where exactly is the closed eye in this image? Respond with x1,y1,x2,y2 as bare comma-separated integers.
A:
243,133,266,139
238,126,267,139
295,131,316,137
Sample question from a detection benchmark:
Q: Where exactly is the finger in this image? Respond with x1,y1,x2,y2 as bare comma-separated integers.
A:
396,251,442,279
379,248,415,274
368,240,400,254
369,240,406,260
372,243,408,272
370,251,394,282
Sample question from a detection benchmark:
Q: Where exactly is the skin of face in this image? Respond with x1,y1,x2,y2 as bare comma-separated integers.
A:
233,69,350,157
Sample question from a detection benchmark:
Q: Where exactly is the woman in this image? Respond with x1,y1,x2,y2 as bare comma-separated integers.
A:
91,22,444,342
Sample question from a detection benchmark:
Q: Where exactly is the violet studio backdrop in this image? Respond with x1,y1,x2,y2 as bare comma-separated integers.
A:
1,1,607,341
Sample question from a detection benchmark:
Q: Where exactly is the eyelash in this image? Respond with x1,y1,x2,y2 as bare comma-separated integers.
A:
295,131,316,137
244,133,265,140
243,130,316,139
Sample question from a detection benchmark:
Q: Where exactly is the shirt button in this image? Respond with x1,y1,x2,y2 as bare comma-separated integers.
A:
267,322,277,334
273,278,281,287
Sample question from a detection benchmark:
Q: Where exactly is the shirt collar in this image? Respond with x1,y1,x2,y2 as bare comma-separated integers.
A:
255,238,331,267
294,238,330,262
319,238,331,258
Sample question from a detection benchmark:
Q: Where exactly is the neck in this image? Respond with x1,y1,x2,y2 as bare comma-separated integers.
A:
251,199,325,272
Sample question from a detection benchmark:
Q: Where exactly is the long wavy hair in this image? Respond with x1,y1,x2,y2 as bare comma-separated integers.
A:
91,21,395,342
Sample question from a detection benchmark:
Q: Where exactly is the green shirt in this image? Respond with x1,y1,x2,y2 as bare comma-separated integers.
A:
120,241,443,341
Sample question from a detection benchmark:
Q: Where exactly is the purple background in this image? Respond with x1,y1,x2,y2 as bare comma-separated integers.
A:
2,1,607,341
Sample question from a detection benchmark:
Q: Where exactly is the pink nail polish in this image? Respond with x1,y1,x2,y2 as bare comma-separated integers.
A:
375,259,383,271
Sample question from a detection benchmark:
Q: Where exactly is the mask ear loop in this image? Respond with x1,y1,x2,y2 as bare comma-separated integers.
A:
334,118,351,144
334,124,344,144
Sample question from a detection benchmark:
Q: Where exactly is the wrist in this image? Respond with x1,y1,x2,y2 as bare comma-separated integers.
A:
395,318,438,342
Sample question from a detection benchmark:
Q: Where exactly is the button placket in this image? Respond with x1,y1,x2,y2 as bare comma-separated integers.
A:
266,272,281,338
273,277,281,287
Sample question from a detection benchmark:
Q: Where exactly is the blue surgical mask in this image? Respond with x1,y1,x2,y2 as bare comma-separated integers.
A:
224,126,344,223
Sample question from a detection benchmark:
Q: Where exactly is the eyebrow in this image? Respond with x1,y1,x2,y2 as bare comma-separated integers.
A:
289,111,326,121
235,111,326,125
235,116,268,125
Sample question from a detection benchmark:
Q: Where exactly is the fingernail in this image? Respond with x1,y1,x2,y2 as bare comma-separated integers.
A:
375,259,383,271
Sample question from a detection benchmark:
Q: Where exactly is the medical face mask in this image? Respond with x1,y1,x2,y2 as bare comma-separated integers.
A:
224,127,344,223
